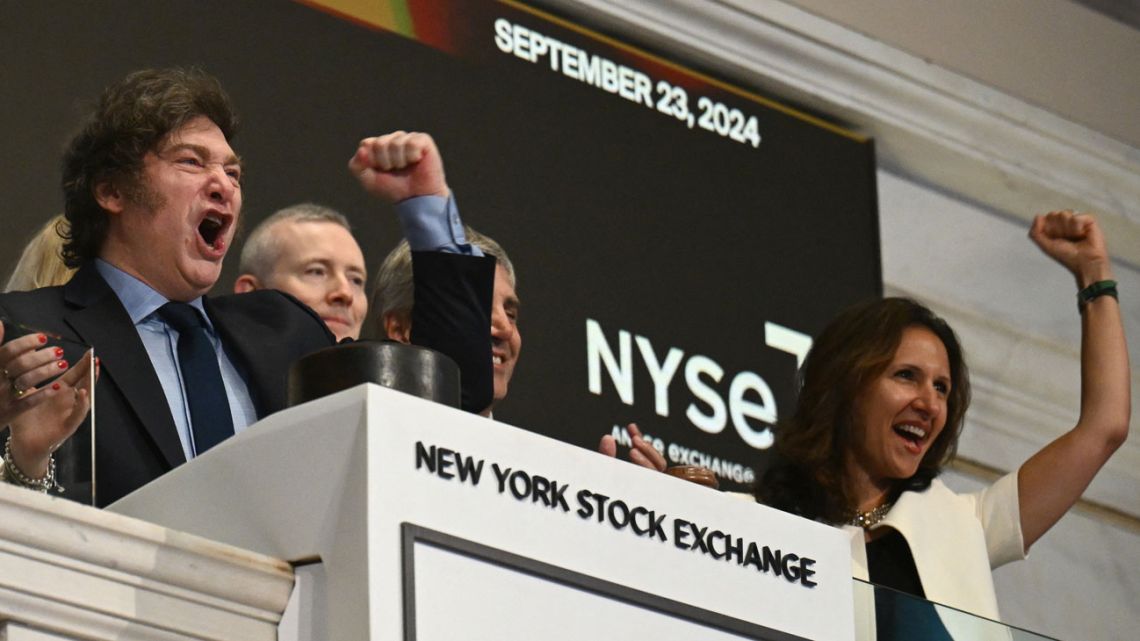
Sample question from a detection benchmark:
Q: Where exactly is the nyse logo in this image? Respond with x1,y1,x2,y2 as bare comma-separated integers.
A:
586,319,811,450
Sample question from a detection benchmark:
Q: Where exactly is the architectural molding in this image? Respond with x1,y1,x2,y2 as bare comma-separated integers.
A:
0,485,293,641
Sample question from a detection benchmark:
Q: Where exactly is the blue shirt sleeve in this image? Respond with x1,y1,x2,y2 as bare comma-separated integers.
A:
394,195,484,256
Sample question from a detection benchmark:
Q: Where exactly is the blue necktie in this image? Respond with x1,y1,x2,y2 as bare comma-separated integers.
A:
157,302,235,456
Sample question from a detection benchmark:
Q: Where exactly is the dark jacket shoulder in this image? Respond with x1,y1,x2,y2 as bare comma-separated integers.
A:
207,288,335,344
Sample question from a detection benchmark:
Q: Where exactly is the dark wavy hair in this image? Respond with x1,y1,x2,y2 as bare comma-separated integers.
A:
60,67,238,267
755,297,970,525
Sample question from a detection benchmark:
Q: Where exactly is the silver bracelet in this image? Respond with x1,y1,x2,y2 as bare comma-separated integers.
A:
2,436,62,493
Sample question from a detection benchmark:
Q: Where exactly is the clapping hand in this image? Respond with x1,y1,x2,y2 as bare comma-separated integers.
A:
2,326,94,481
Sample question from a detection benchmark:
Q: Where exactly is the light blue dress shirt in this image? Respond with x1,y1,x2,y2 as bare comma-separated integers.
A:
396,195,484,256
90,196,470,459
95,260,259,461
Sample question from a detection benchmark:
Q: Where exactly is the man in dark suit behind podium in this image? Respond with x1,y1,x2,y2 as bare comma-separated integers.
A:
0,69,493,506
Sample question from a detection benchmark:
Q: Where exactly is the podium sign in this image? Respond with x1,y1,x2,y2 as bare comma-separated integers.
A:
111,385,853,640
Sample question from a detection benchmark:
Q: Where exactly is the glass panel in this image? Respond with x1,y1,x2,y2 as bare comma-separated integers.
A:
852,579,1058,641
1,317,96,505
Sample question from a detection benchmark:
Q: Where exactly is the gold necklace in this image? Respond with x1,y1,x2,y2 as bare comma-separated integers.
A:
848,502,893,529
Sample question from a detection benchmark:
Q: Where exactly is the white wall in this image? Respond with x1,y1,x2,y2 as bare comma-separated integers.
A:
944,469,1140,641
780,0,1140,147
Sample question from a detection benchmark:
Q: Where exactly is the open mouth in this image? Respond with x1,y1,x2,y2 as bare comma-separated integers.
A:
198,212,230,249
893,423,927,445
492,352,508,366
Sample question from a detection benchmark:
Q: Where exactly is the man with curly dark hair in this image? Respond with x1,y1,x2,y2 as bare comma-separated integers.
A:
0,68,335,506
0,69,496,507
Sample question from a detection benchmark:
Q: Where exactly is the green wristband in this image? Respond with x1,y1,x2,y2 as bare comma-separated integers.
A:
1077,280,1118,312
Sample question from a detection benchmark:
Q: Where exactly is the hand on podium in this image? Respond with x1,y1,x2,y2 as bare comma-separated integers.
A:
598,422,667,472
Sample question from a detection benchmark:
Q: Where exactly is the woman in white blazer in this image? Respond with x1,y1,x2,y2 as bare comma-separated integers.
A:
756,210,1130,630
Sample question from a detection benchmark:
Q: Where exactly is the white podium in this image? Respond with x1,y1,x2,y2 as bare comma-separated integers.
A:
111,384,854,641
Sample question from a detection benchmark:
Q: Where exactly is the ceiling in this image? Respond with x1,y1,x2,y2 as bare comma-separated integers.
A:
781,0,1140,148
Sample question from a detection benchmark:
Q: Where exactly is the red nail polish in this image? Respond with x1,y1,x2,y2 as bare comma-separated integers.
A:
58,360,68,369
52,382,61,391
54,347,64,358
38,334,47,344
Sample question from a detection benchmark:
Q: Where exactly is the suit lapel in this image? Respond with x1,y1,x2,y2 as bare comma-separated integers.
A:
205,297,281,417
63,266,186,468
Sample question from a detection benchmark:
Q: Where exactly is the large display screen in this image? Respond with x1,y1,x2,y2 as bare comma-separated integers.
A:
1,0,878,494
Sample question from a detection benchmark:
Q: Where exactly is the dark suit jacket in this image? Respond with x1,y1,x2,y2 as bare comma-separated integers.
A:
0,264,335,506
0,252,494,507
409,251,495,414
